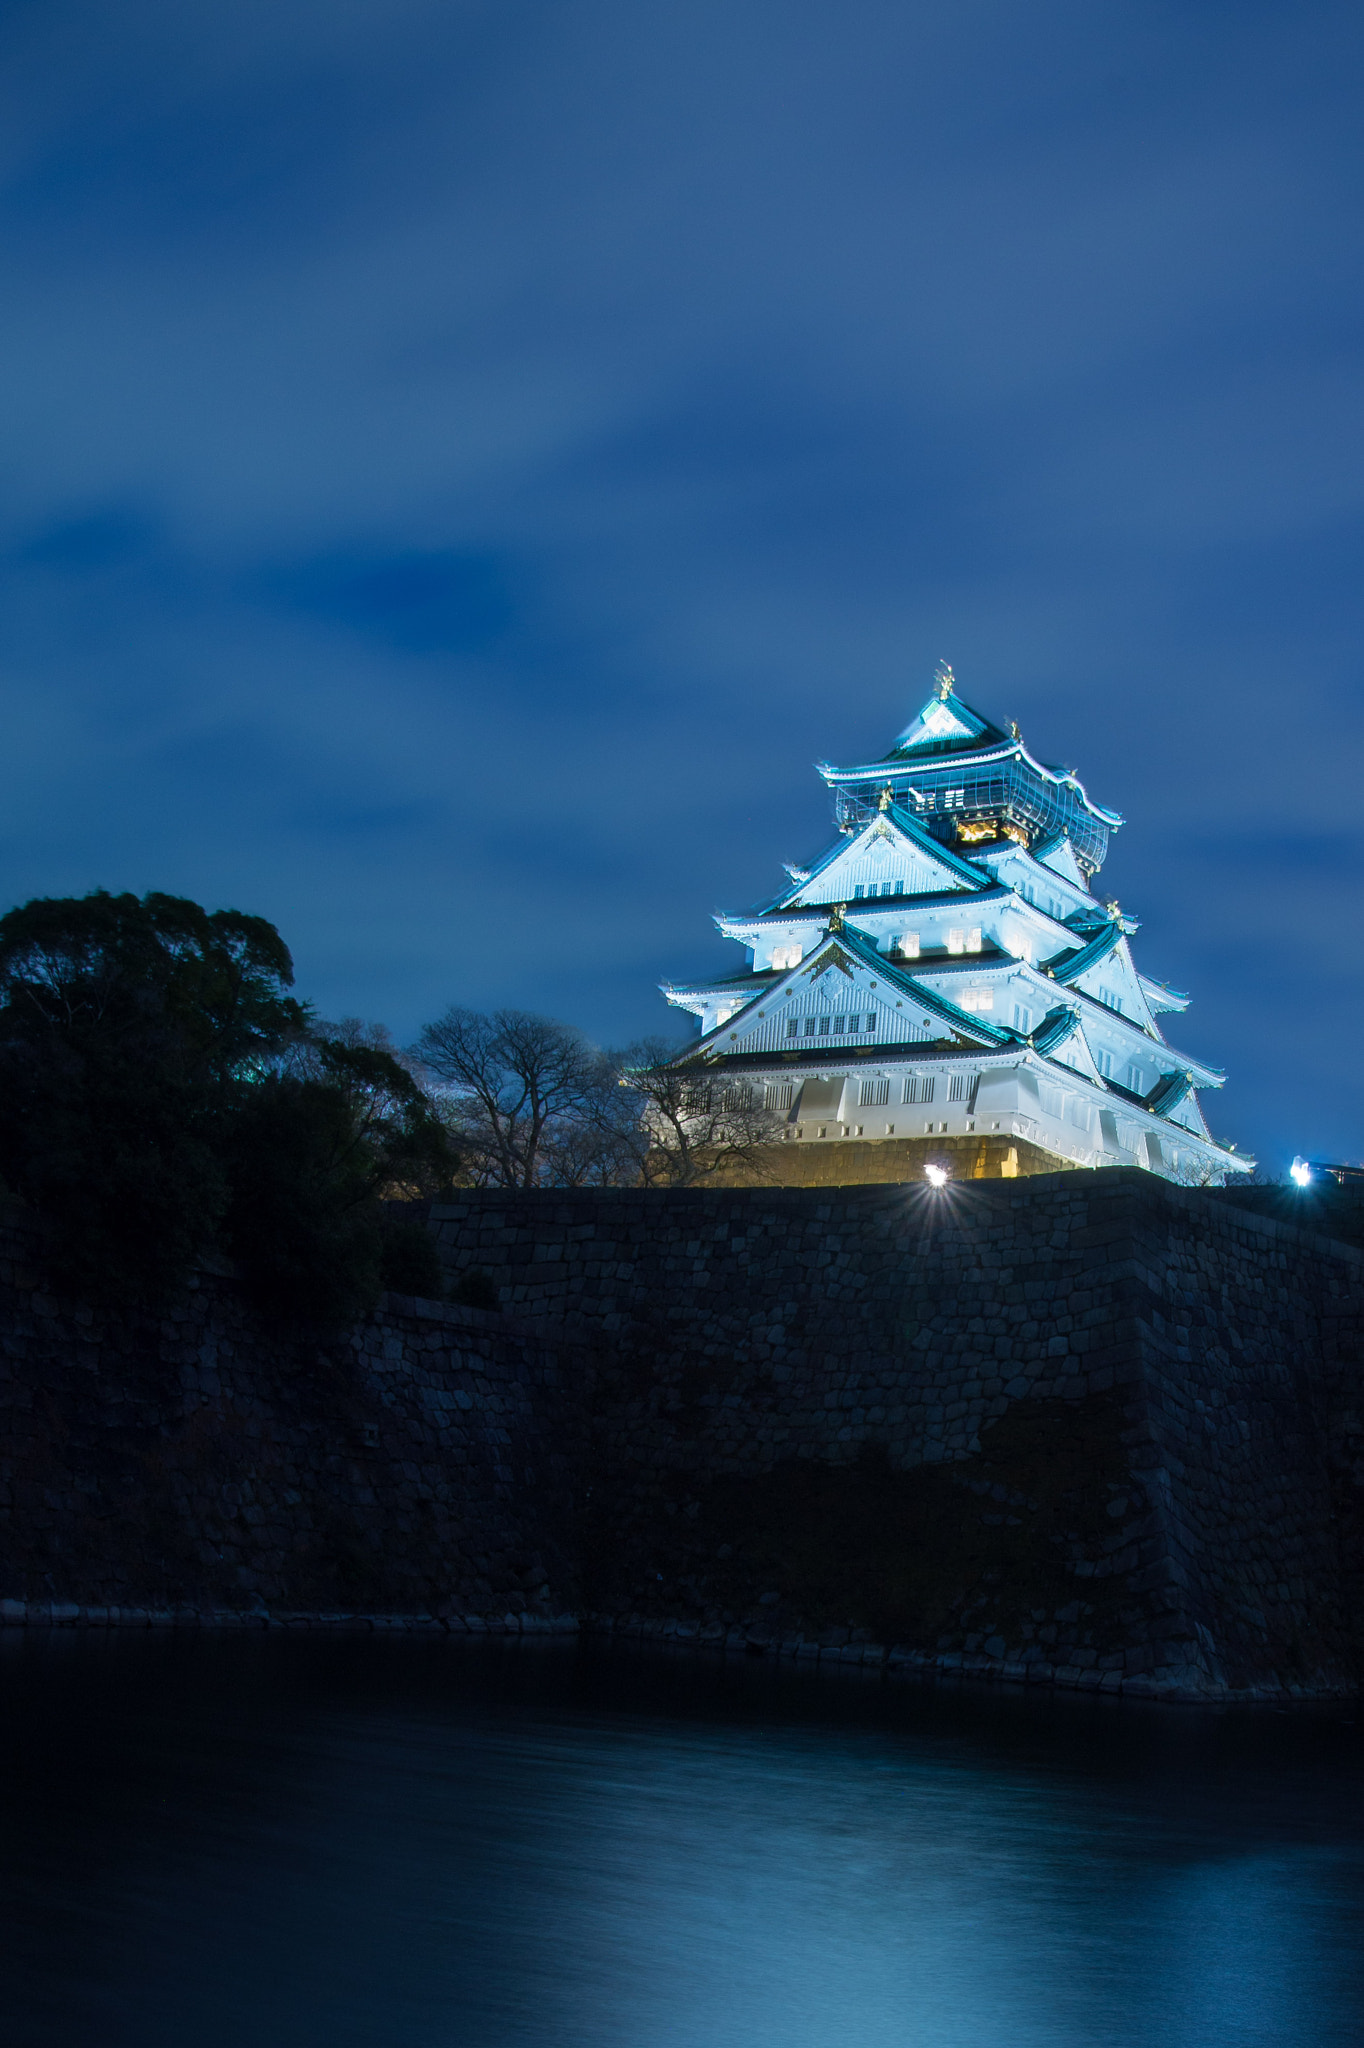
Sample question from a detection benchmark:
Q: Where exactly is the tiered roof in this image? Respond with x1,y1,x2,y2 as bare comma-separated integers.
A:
660,667,1248,1177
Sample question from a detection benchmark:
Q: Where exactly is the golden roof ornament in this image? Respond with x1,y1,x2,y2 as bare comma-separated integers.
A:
1009,719,1021,741
828,902,846,932
934,659,955,701
877,784,893,811
1106,897,1122,921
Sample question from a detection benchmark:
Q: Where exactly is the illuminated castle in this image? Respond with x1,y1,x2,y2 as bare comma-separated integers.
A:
662,666,1250,1184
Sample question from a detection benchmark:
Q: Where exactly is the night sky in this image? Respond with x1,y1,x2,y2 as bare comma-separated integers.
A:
1,1,1361,1173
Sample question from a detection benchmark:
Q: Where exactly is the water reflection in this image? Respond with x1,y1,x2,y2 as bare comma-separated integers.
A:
0,1634,1360,2046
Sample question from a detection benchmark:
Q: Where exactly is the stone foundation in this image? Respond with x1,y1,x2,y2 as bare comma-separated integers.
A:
705,1130,1072,1187
1,1174,1362,1702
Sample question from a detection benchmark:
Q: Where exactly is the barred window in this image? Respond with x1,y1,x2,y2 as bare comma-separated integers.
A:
859,1077,890,1107
947,927,982,955
897,931,920,959
766,1082,794,1111
864,1013,876,1032
722,1083,752,1112
682,1084,712,1112
902,1076,936,1104
948,1073,978,1103
818,1017,831,1035
786,1017,799,1038
958,987,993,1012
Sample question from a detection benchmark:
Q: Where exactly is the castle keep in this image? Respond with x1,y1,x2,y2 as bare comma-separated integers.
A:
663,666,1249,1186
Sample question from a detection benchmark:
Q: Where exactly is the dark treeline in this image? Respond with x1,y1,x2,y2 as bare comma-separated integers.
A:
0,891,452,1319
0,890,776,1320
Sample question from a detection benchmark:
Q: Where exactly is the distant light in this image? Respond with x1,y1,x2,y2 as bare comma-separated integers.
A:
925,1163,949,1188
1290,1157,1312,1188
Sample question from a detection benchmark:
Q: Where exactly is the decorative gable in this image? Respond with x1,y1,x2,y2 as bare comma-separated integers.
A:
1036,834,1087,887
893,696,982,749
783,812,978,909
1063,932,1154,1033
700,936,999,1058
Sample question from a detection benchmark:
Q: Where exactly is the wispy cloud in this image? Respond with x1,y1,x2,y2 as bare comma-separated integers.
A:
0,0,1359,1166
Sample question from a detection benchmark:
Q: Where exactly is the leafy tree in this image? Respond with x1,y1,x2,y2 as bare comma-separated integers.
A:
0,894,458,1318
0,890,305,1301
218,1036,457,1322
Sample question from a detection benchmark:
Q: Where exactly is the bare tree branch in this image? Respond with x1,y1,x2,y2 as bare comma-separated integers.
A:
614,1038,786,1187
413,1006,618,1188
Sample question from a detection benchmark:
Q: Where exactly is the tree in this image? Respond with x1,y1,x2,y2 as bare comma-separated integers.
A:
614,1039,786,1187
0,894,458,1316
218,1037,456,1322
413,1006,624,1187
0,890,305,1301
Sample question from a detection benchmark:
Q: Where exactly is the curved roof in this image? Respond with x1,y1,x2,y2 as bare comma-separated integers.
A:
818,680,1123,831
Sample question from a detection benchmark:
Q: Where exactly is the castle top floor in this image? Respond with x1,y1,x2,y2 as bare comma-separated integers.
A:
817,664,1123,877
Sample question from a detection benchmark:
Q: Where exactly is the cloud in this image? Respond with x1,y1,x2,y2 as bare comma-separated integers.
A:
0,0,1359,1169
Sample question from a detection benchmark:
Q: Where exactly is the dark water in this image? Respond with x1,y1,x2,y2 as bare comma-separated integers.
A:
1,1634,1362,2046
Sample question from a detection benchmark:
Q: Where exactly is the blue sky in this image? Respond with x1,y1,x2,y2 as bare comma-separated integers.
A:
0,0,1361,1170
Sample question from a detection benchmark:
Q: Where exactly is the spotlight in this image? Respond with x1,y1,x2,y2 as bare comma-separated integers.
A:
1290,1157,1312,1188
924,1163,949,1188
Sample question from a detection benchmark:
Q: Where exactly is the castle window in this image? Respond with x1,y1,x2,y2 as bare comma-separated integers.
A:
818,1017,830,1035
1095,1048,1114,1078
853,885,865,898
958,987,993,1012
859,1078,890,1107
766,1082,794,1110
864,1013,876,1032
804,1018,817,1037
897,932,920,959
771,945,802,970
902,1076,935,1104
949,1073,978,1104
944,788,965,809
947,927,982,955
1012,1003,1032,1032
786,1018,798,1038
833,1015,845,1034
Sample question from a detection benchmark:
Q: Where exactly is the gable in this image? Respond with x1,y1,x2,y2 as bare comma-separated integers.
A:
977,843,1090,924
1065,933,1156,1033
893,695,983,750
1056,1019,1105,1085
1037,835,1087,887
696,938,998,1058
785,815,978,909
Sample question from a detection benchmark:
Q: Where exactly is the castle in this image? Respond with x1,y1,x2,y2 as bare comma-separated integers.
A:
662,666,1250,1185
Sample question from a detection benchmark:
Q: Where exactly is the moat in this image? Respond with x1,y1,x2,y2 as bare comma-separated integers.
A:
3,1631,1363,2046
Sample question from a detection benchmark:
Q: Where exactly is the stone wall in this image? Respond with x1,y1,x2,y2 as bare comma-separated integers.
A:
0,1210,584,1630
1,1173,1361,1701
428,1171,1364,1698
